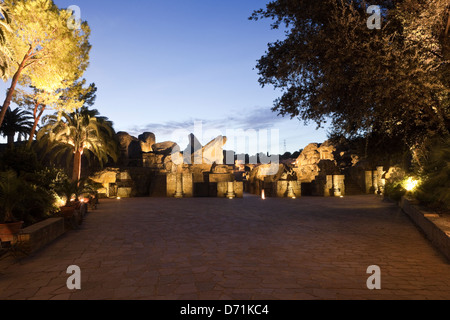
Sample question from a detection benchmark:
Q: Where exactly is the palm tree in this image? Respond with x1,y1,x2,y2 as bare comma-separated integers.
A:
37,107,119,182
0,107,33,147
0,2,12,80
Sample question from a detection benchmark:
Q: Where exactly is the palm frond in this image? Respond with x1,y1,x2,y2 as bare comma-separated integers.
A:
37,107,119,178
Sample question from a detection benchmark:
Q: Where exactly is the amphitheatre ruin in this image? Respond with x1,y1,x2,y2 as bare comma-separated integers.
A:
90,131,405,201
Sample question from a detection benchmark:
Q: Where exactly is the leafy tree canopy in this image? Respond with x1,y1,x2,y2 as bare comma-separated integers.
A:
251,0,449,149
4,0,90,90
0,2,12,80
0,0,91,129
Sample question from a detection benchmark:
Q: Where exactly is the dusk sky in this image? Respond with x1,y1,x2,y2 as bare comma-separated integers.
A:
1,0,330,153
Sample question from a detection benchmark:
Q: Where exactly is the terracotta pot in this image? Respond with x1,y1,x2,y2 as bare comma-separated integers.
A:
0,221,24,243
60,206,76,219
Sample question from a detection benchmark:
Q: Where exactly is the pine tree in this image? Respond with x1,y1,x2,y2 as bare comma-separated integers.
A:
13,79,96,146
0,1,12,80
0,0,91,129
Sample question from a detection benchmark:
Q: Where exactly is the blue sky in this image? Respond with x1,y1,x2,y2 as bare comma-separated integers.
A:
1,0,330,153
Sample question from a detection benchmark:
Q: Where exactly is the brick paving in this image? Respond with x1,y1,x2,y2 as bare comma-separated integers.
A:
0,195,449,300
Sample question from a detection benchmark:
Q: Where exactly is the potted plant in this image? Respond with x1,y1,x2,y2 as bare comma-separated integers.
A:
54,177,97,227
0,171,26,244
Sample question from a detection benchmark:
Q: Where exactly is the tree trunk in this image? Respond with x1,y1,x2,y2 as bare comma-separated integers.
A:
28,103,46,147
445,11,450,38
72,149,83,182
0,47,33,129
7,133,14,147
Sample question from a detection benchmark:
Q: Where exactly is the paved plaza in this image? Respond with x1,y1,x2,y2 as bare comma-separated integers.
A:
0,195,449,300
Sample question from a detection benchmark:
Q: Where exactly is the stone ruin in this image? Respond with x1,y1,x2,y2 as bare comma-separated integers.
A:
245,141,345,198
91,132,244,199
244,140,405,198
91,133,404,199
247,163,300,198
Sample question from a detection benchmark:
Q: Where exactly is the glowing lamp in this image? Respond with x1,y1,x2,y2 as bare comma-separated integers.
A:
405,177,420,192
55,196,67,208
261,190,266,200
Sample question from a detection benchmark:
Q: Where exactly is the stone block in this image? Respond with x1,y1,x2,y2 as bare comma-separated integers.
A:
274,181,301,198
401,198,450,262
118,171,132,181
275,181,288,198
91,169,119,198
166,173,193,198
325,175,333,197
209,173,234,183
18,218,65,254
182,173,194,198
365,171,373,194
117,187,133,198
166,173,176,197
139,132,156,153
143,153,165,168
217,182,244,198
234,182,244,198
333,175,345,196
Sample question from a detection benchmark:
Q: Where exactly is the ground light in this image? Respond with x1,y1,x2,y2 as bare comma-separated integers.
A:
261,190,266,200
404,177,420,192
55,196,66,208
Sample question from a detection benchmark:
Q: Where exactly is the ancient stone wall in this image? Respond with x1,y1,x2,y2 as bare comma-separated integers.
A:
93,132,237,198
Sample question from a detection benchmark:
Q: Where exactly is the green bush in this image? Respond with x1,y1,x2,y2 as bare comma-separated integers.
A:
24,167,68,191
415,136,450,212
384,181,407,202
20,183,59,226
0,171,28,223
0,146,41,174
53,176,101,206
0,168,61,227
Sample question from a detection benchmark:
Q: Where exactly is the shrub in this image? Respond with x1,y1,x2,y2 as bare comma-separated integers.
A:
0,146,41,174
0,171,28,223
415,136,450,212
384,181,407,202
0,168,61,227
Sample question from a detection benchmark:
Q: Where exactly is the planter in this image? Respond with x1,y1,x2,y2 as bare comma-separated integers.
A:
0,221,24,244
59,203,86,229
60,206,76,219
400,197,450,261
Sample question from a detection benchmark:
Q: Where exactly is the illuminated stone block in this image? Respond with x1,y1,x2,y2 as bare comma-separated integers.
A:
217,182,244,198
167,173,193,198
365,171,373,194
333,175,345,197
